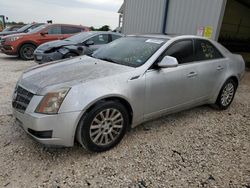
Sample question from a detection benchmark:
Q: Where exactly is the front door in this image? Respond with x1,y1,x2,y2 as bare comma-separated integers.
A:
37,25,63,45
145,63,199,118
144,39,200,119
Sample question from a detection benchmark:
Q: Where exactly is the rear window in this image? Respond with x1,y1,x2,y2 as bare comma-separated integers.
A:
48,26,62,34
62,26,82,34
111,34,122,41
194,39,224,61
88,34,109,45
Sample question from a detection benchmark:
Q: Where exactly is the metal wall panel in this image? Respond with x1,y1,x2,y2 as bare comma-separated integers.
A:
122,0,166,34
165,0,227,40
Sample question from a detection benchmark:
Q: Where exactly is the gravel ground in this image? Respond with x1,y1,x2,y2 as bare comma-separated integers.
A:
0,53,249,188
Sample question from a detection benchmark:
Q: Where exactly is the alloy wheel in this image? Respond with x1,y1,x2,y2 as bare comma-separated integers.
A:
23,46,35,60
89,108,124,146
221,82,235,107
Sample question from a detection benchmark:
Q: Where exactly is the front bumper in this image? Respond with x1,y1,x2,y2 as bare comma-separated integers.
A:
34,51,63,64
1,45,17,55
13,107,82,147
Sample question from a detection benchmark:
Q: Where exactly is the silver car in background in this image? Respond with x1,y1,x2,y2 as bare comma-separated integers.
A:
34,31,123,64
12,35,245,152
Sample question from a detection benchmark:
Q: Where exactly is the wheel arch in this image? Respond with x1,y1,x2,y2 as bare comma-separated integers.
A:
17,41,38,55
84,96,133,126
63,51,79,58
73,96,134,145
211,75,239,104
227,75,239,88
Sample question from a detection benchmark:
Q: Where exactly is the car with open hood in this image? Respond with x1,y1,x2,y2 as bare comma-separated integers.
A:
34,31,123,64
12,34,245,152
1,24,89,60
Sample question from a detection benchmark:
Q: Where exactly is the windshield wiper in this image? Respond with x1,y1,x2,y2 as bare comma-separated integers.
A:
99,58,117,64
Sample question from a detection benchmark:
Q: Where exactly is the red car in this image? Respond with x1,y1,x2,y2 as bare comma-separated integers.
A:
0,24,90,60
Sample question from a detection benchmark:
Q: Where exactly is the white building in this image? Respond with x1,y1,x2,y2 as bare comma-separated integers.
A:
118,0,250,41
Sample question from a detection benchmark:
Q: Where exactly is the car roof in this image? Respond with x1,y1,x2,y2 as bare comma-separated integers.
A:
128,34,177,40
128,33,210,41
42,23,89,28
85,31,124,35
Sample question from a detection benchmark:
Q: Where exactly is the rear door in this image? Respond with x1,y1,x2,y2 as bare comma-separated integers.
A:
61,26,82,39
192,39,227,99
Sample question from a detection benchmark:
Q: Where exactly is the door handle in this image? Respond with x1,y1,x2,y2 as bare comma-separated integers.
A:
187,72,198,78
217,66,224,71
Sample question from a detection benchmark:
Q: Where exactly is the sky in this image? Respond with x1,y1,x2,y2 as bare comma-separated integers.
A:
0,0,123,29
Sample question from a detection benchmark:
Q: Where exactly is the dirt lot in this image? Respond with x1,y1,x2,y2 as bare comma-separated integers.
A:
0,53,249,188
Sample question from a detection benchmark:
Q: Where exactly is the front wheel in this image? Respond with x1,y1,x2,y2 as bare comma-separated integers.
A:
77,101,129,152
64,52,78,59
215,79,237,110
19,44,36,60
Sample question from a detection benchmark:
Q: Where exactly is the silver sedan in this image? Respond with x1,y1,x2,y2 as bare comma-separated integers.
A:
12,34,245,152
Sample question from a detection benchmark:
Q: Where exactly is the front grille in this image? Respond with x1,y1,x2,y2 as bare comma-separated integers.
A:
3,45,13,51
12,86,34,113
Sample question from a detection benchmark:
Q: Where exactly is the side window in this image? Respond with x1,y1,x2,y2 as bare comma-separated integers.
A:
62,26,81,34
111,34,122,41
48,26,62,34
88,34,109,45
194,39,223,61
163,40,194,64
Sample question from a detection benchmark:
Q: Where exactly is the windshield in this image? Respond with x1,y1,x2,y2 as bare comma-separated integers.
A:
65,32,94,43
3,27,11,32
28,25,46,34
17,24,31,32
92,37,167,67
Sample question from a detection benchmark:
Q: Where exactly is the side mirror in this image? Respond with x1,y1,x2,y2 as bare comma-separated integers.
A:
157,56,178,68
85,40,94,46
40,32,48,36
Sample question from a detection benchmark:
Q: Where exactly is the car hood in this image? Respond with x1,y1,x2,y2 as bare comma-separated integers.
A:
19,56,134,95
1,32,29,39
0,30,20,37
36,40,77,52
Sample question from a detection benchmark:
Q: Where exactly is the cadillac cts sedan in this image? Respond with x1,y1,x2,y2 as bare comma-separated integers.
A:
12,35,245,152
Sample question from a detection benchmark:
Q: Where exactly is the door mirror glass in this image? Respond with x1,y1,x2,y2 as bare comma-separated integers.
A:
85,40,94,46
158,56,178,68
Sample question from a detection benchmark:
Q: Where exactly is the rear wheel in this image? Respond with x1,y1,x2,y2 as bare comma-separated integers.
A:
77,101,129,152
215,79,237,110
19,44,36,60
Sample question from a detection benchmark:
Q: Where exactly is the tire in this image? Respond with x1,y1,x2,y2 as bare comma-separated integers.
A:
77,101,129,152
64,52,78,59
215,79,237,110
19,44,36,60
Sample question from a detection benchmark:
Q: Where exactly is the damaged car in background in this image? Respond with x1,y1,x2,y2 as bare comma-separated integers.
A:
12,35,245,152
34,31,123,64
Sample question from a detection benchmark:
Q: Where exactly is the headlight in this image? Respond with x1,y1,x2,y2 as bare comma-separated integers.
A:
35,88,70,114
9,36,22,42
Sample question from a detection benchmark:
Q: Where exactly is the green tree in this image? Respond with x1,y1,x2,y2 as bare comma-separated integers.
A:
98,25,110,31
90,25,111,31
